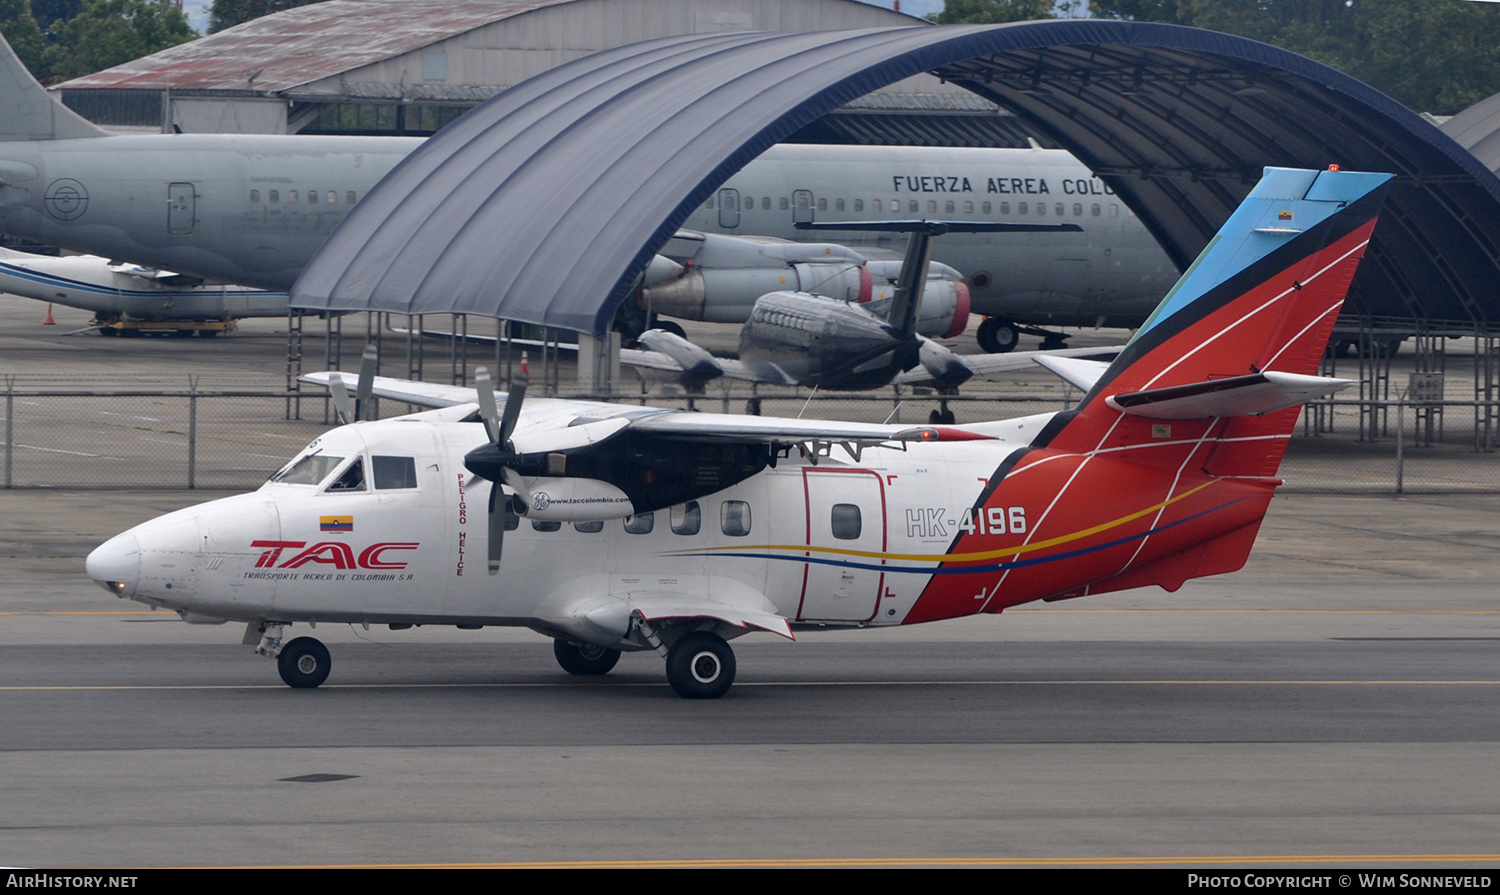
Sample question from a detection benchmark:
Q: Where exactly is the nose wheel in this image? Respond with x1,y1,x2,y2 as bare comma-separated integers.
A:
665,632,736,699
277,636,331,689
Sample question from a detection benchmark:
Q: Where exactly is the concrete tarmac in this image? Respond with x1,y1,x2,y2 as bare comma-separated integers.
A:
3,489,1500,868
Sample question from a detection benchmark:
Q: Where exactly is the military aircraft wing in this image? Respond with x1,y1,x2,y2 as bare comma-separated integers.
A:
621,340,800,387
890,343,1124,387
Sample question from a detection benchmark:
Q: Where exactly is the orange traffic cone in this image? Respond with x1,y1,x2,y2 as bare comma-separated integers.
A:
43,303,55,325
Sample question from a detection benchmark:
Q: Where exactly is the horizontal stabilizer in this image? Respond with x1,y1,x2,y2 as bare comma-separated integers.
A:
1032,355,1114,391
1106,371,1352,420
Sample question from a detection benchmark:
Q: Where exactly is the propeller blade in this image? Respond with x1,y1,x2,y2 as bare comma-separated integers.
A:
355,343,378,421
497,368,527,447
487,481,504,574
328,372,355,425
475,366,500,443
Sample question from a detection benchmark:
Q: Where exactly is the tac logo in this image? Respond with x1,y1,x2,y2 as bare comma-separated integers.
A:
251,540,418,570
43,178,88,221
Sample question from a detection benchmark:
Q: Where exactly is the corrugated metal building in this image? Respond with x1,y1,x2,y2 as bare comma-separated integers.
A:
54,0,1033,144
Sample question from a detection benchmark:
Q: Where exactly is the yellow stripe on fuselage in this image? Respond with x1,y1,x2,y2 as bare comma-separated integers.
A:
664,479,1219,565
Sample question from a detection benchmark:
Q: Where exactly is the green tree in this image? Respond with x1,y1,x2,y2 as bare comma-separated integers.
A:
46,0,193,81
0,0,47,76
31,0,82,32
1085,0,1500,115
927,0,1058,23
208,0,321,33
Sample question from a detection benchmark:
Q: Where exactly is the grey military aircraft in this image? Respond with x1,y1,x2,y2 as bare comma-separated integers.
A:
624,221,1122,417
0,35,1174,351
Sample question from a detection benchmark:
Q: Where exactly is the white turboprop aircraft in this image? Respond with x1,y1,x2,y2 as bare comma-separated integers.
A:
85,166,1388,697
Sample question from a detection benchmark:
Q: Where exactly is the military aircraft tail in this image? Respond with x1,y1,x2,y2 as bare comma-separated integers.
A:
0,34,107,141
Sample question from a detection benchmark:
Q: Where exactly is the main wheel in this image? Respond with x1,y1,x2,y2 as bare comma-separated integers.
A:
553,639,621,675
277,636,331,689
977,317,1020,354
665,632,736,699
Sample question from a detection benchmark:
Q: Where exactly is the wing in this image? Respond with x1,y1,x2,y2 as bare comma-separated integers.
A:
891,343,1125,387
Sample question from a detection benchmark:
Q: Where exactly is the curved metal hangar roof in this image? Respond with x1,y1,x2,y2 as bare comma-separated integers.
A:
291,21,1500,335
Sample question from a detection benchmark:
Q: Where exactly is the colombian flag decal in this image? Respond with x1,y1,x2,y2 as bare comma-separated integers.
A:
320,515,353,532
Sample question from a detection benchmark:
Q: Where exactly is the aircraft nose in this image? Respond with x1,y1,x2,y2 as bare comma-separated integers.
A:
86,532,140,598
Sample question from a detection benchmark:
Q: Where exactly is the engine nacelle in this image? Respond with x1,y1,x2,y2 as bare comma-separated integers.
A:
642,262,870,323
863,260,972,339
515,478,635,521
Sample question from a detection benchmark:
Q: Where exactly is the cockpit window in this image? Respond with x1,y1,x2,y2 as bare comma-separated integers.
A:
270,453,345,485
372,455,417,489
326,458,366,492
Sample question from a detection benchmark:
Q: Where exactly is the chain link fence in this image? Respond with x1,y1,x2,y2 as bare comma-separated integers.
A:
3,377,1498,492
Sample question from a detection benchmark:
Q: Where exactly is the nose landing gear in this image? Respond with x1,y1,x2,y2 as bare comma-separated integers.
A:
254,622,332,689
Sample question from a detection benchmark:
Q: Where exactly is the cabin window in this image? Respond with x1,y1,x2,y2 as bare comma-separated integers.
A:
704,195,715,209
624,512,653,534
289,190,299,204
1018,202,1028,215
670,501,701,535
329,191,338,204
817,198,827,212
270,452,344,485
372,455,417,489
250,190,260,203
830,504,862,540
307,189,318,205
270,190,280,203
984,202,993,214
1073,203,1083,216
1056,203,1065,216
326,459,366,492
926,200,936,214
853,199,863,212
1110,204,1119,217
1092,203,1101,216
574,520,604,533
532,520,561,532
1037,202,1046,216
889,200,899,212
721,500,751,537
835,198,845,212
743,196,754,210
779,197,789,211
761,197,770,210
945,201,955,214
964,201,973,213
908,200,918,213
348,191,357,205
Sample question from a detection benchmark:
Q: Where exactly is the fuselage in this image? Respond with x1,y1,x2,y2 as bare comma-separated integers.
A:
687,144,1179,325
0,136,1176,325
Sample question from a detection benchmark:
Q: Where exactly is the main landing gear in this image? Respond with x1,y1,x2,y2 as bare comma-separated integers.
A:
664,631,736,699
553,638,621,675
976,317,1070,354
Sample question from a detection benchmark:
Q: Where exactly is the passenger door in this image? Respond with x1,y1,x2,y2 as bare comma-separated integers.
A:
797,467,886,623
